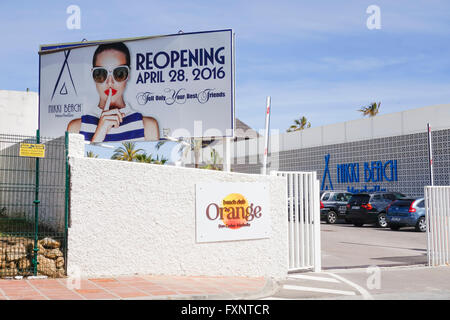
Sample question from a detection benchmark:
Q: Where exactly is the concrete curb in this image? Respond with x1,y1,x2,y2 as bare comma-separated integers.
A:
240,277,283,300
325,264,428,274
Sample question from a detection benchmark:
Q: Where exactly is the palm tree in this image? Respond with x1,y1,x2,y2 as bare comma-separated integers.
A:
359,102,381,117
111,142,144,161
287,116,311,132
86,151,99,158
135,153,154,163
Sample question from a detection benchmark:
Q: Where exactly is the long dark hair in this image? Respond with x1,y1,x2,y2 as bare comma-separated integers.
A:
92,42,130,67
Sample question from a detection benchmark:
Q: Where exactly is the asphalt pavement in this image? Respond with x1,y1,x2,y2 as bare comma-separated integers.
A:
321,221,427,269
261,221,449,300
261,265,450,300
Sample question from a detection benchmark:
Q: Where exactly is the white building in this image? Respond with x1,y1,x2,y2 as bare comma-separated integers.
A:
0,90,38,136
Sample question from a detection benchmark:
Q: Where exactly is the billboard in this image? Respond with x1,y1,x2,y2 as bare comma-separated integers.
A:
39,30,234,142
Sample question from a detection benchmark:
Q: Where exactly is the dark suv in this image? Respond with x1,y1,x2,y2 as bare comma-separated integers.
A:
346,192,407,228
320,191,353,224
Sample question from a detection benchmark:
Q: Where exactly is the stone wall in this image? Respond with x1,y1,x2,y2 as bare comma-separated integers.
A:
0,237,65,278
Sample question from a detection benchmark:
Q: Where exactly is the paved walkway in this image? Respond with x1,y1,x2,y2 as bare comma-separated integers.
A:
0,275,272,300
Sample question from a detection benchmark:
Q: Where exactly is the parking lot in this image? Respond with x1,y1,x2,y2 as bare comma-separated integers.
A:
321,221,427,270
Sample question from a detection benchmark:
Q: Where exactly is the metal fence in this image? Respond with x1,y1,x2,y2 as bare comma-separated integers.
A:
425,186,450,266
273,171,321,272
0,131,68,278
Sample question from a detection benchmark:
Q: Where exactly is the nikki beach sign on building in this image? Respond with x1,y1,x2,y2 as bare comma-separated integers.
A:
322,154,399,192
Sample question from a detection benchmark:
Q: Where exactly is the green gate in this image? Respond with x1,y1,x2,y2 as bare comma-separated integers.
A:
0,131,69,278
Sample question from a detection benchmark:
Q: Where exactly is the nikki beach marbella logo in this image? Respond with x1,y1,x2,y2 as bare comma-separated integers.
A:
51,50,77,100
321,154,398,192
321,154,334,191
205,193,263,230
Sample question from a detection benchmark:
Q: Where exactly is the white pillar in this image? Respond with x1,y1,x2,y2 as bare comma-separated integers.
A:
262,96,271,175
224,137,231,172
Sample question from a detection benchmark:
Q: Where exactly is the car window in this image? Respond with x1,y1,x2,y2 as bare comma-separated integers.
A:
335,193,345,201
344,193,352,201
384,194,396,201
394,193,406,199
322,193,330,201
372,194,382,200
416,200,425,208
349,194,370,204
393,199,415,207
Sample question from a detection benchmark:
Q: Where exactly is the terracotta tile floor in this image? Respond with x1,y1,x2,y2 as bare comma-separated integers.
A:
0,275,266,300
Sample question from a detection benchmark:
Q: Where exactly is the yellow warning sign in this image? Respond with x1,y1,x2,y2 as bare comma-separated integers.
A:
19,143,45,158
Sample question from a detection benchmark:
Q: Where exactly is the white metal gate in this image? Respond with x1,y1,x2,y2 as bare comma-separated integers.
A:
425,186,450,266
273,171,321,272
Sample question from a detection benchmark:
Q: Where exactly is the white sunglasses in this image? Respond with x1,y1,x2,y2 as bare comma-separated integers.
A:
91,65,130,83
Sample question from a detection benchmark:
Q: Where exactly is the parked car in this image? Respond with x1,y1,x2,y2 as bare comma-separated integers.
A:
346,192,407,228
386,198,426,232
320,191,353,224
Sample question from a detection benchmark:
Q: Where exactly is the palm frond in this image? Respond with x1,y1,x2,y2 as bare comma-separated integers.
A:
111,142,144,161
287,116,311,132
358,101,381,117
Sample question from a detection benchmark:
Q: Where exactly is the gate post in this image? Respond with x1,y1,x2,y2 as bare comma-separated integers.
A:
313,174,322,272
64,131,69,275
32,129,41,276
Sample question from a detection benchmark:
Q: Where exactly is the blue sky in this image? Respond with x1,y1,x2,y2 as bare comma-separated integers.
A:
1,1,450,159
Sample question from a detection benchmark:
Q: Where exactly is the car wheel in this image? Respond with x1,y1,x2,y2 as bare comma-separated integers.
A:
390,225,400,231
376,213,388,228
415,217,427,232
326,211,337,224
353,220,364,227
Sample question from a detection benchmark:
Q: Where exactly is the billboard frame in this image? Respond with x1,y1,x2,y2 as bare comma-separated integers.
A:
38,29,235,139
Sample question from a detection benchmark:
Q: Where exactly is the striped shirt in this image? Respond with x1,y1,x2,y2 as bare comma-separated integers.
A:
79,104,146,142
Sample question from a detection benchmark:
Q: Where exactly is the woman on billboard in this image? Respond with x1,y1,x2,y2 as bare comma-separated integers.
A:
67,42,160,142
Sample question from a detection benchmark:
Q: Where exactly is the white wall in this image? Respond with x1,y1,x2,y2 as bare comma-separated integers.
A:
67,134,288,279
184,104,450,165
0,90,38,136
286,103,450,150
206,103,450,162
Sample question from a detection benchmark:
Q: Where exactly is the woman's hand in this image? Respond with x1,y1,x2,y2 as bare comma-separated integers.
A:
91,109,125,142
